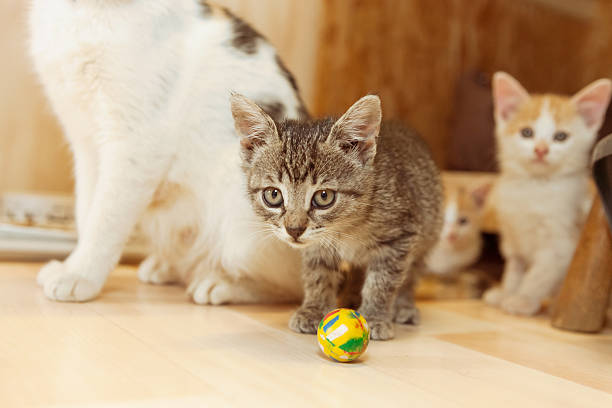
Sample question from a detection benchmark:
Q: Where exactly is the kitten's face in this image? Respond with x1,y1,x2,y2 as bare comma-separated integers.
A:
231,94,381,248
439,185,489,249
245,131,369,247
493,73,612,177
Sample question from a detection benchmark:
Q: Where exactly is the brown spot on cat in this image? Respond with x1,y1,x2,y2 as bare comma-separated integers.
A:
223,8,263,55
199,0,212,16
256,101,286,123
275,54,298,91
200,1,263,56
274,55,310,118
150,182,183,209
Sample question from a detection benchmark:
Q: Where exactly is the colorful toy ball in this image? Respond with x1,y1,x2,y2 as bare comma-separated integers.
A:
317,308,370,362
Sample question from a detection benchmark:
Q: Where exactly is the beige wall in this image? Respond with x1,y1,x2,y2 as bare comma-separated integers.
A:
0,1,72,193
2,0,611,193
0,0,321,194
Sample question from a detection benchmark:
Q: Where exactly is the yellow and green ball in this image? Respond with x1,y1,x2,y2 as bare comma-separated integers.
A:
317,308,370,362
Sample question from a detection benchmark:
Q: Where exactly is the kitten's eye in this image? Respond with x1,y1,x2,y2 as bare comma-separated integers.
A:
262,188,283,208
520,127,534,138
553,131,569,142
458,216,469,226
312,190,336,209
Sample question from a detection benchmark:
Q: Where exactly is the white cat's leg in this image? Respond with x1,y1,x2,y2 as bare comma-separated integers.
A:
187,272,272,305
38,140,169,301
138,254,178,285
483,257,525,306
37,140,98,288
502,251,571,316
72,139,98,237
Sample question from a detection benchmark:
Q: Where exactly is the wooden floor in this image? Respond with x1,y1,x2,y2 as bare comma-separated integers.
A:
1,263,611,408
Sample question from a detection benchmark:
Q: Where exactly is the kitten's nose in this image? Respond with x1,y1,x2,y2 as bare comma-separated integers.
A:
534,143,549,159
285,225,306,241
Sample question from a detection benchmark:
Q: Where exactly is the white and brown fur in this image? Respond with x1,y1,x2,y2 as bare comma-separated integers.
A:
30,0,309,303
484,72,612,315
231,94,442,340
426,184,490,276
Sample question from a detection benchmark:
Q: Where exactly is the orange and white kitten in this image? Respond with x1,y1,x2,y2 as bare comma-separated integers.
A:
426,184,490,276
484,72,612,315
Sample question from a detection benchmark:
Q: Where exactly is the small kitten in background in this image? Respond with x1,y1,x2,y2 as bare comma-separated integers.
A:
231,94,442,340
484,72,612,315
426,184,491,276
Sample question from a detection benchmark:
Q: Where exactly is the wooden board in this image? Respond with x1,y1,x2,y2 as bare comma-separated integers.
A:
0,263,611,407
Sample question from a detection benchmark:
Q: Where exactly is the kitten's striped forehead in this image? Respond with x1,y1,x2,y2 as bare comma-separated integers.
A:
275,119,335,183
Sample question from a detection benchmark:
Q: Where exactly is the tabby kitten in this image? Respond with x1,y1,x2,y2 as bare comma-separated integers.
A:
484,72,611,315
231,94,442,340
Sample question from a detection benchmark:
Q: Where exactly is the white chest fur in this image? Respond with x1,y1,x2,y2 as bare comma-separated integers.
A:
495,172,590,260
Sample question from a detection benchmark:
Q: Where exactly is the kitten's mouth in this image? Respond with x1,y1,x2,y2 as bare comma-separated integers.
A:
286,239,309,248
533,157,548,164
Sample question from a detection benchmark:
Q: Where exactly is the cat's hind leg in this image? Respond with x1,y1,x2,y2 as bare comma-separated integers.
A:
337,263,365,310
393,270,420,325
187,271,280,305
138,254,178,285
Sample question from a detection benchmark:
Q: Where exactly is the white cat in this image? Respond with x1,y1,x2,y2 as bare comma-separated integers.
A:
29,0,306,303
483,72,612,315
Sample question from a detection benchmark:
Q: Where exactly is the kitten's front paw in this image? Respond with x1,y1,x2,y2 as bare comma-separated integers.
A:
38,261,100,302
289,308,322,334
501,294,541,316
138,255,176,285
394,305,420,325
483,287,505,306
368,320,395,340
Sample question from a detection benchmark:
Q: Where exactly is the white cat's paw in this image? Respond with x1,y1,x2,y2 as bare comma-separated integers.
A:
37,260,62,286
501,294,541,316
189,275,237,305
483,287,505,306
38,261,100,302
138,255,176,285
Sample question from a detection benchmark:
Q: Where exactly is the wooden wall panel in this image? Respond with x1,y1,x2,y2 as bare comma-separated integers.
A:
2,0,612,192
0,1,72,193
311,0,612,166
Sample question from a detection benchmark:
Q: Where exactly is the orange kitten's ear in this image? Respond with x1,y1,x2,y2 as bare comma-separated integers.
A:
492,72,529,123
230,92,278,163
571,79,612,130
329,95,382,166
471,183,492,209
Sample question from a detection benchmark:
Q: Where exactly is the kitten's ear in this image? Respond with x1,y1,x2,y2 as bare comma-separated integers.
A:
329,95,382,165
571,79,612,130
471,183,492,209
492,72,529,123
230,92,277,162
